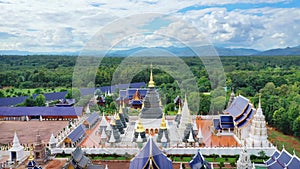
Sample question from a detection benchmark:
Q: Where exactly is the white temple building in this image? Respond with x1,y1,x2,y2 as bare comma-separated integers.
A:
246,97,270,147
9,131,26,162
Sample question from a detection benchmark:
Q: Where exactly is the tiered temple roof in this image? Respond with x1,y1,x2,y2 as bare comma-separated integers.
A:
219,115,234,129
64,147,104,169
139,64,163,119
265,147,300,169
129,137,173,169
189,150,211,169
224,95,255,128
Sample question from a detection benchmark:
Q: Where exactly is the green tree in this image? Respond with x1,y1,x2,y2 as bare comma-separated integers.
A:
0,90,5,98
35,94,46,106
24,96,35,107
65,88,81,101
292,116,300,137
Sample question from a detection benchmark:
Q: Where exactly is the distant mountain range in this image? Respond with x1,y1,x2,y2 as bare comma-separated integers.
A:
1,45,300,56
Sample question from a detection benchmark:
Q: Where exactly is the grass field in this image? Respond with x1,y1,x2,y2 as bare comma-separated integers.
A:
1,87,68,97
268,127,300,157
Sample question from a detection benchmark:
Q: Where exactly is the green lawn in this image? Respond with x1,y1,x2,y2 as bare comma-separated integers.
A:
268,128,300,157
2,87,68,97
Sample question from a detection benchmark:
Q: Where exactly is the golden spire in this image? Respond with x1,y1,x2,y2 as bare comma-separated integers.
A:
28,147,34,161
136,117,145,132
188,114,192,124
115,111,120,120
119,104,123,114
160,113,167,129
177,104,181,115
110,118,116,125
122,100,125,108
148,64,155,88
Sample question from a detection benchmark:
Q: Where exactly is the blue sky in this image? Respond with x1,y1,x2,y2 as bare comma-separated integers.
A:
0,0,299,52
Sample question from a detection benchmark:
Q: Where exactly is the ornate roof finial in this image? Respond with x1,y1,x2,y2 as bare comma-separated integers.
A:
258,94,262,109
177,104,181,115
160,113,167,129
119,104,123,114
28,147,34,161
133,89,140,101
148,64,155,88
122,99,125,108
115,111,120,120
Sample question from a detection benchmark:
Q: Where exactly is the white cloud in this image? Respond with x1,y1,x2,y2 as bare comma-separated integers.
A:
178,7,300,50
0,0,299,51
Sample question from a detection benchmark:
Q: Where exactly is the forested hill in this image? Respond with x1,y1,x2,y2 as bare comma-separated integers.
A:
1,45,300,56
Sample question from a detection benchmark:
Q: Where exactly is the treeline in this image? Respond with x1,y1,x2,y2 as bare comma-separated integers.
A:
0,55,300,136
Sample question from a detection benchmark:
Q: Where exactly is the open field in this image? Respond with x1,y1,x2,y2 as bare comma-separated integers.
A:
0,121,68,145
268,127,300,157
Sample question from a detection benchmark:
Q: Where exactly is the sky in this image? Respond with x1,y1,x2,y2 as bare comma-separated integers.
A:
0,0,300,52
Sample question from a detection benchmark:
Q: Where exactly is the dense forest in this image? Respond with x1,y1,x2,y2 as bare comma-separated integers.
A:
0,55,300,137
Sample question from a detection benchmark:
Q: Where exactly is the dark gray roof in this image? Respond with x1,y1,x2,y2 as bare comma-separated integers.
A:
140,89,162,119
0,107,83,116
78,156,90,168
72,147,84,162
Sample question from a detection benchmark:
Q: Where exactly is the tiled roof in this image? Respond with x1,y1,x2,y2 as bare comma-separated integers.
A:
85,112,100,125
67,124,86,143
225,95,255,128
0,107,83,116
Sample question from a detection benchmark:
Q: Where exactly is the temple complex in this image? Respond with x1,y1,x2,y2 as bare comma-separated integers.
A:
1,64,299,169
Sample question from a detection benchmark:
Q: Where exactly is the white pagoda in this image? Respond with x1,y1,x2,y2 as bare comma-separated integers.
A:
9,131,26,162
246,97,269,147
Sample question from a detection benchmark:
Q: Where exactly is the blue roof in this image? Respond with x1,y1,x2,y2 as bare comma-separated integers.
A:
286,156,300,169
225,95,249,117
266,150,280,165
0,96,28,107
220,115,233,123
213,119,221,130
220,115,234,129
67,124,86,143
129,137,173,169
267,161,284,169
126,89,148,99
129,100,142,105
33,92,67,101
85,112,100,125
276,150,292,167
0,107,83,116
81,82,147,96
189,150,211,169
0,82,146,107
